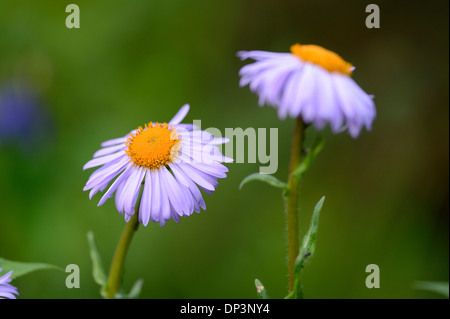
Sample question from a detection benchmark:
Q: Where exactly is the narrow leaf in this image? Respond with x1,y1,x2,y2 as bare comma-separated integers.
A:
288,196,325,299
126,279,144,299
87,231,107,287
239,173,288,191
255,278,270,299
0,258,62,280
285,290,295,299
414,281,449,298
292,135,324,179
297,196,325,270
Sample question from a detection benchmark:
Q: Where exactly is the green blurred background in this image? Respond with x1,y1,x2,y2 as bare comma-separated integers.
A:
0,0,448,299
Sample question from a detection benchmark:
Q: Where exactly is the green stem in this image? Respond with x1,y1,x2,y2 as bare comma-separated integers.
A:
104,212,140,299
285,117,305,294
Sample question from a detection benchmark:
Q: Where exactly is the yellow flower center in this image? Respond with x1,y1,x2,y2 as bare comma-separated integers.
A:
290,43,353,75
125,123,182,170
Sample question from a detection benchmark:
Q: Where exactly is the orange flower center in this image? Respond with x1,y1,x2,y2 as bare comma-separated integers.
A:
290,43,353,75
125,123,182,170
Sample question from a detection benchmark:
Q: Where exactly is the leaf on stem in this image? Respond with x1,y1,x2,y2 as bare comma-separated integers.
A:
255,278,270,299
297,196,325,269
112,279,144,299
0,257,62,280
292,135,324,179
239,173,288,191
126,278,144,299
287,196,325,299
87,231,107,287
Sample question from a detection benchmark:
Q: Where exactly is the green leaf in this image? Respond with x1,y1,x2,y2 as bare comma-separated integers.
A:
414,281,449,298
87,231,107,287
254,279,270,299
0,258,62,280
287,196,325,299
297,196,325,270
239,173,288,191
285,290,295,299
111,279,144,299
292,135,324,179
126,278,144,299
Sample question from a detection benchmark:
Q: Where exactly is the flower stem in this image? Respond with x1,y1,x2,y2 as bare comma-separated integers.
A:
285,117,305,294
104,212,140,299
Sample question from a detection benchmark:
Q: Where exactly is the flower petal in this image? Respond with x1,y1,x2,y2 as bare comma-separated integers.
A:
139,170,152,226
98,164,134,206
169,104,190,125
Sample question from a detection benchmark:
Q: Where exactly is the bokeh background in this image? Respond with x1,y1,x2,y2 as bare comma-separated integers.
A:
0,0,448,299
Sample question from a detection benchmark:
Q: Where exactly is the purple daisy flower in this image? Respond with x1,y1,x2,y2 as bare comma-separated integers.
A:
238,44,376,138
0,268,18,299
83,104,232,226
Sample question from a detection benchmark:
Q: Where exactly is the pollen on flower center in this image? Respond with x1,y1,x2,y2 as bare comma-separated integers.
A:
125,123,182,170
290,43,353,75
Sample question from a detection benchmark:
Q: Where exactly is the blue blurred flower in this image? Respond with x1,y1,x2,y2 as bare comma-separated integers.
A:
238,44,376,138
0,81,52,148
0,268,18,299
